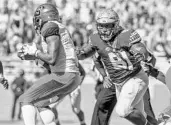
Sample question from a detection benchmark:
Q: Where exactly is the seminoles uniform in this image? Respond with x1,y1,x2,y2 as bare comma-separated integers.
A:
79,29,148,85
78,28,149,117
19,21,80,108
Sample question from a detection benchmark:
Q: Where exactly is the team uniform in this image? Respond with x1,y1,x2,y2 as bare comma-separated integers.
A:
19,20,80,108
91,38,160,125
77,8,153,125
78,27,150,125
17,4,80,125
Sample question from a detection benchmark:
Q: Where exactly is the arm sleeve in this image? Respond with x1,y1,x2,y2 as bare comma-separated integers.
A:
129,30,148,63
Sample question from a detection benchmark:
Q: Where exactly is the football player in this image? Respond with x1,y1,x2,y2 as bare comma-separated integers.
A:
77,9,151,125
34,28,87,125
17,3,80,125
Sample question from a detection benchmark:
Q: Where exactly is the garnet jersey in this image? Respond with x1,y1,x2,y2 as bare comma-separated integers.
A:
41,21,79,73
78,29,148,84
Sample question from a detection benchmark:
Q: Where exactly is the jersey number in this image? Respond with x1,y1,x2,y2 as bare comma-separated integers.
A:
108,51,133,70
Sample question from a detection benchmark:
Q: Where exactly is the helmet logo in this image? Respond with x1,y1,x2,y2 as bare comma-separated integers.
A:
35,10,40,16
102,19,107,23
105,47,111,52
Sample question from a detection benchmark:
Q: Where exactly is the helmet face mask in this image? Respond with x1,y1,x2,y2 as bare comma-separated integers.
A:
96,23,116,41
96,9,120,41
33,3,59,34
33,16,42,34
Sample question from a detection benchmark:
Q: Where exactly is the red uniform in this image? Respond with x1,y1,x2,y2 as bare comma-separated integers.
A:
78,28,148,85
19,21,80,108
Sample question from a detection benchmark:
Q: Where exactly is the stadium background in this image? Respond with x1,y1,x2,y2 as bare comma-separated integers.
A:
0,0,171,125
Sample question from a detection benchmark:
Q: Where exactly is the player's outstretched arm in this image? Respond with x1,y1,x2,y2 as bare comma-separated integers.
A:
77,39,96,60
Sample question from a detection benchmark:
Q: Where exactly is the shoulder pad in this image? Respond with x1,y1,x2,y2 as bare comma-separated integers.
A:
41,22,59,39
129,29,141,45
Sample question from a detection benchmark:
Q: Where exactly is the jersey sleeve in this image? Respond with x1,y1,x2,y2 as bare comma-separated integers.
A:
129,30,148,63
41,22,59,39
129,29,142,44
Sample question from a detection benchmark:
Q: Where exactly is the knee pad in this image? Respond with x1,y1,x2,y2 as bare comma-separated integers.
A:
40,109,55,125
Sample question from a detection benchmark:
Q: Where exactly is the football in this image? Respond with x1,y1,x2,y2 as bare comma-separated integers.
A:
17,51,36,60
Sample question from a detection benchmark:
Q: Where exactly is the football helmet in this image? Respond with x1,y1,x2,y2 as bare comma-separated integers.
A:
33,3,59,34
96,9,120,41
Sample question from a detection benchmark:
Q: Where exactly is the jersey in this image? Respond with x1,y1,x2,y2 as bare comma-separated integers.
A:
41,21,79,73
79,29,148,84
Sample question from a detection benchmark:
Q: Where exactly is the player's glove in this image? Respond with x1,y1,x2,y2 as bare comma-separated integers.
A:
103,76,113,88
22,44,38,56
0,76,8,89
17,43,40,60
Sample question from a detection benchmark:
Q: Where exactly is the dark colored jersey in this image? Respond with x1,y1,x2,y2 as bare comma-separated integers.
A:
40,21,79,73
78,29,148,84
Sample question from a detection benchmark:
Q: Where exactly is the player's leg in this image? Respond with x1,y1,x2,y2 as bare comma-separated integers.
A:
19,72,80,125
115,70,149,125
51,106,60,125
69,85,86,125
39,107,56,125
143,88,158,125
21,104,37,125
50,98,64,125
91,84,116,125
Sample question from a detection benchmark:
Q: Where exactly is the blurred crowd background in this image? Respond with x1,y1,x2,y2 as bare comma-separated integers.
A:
0,0,170,80
0,0,171,57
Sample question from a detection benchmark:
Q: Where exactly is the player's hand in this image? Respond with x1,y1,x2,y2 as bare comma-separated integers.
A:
17,49,25,60
103,76,113,88
0,76,8,89
22,44,38,56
